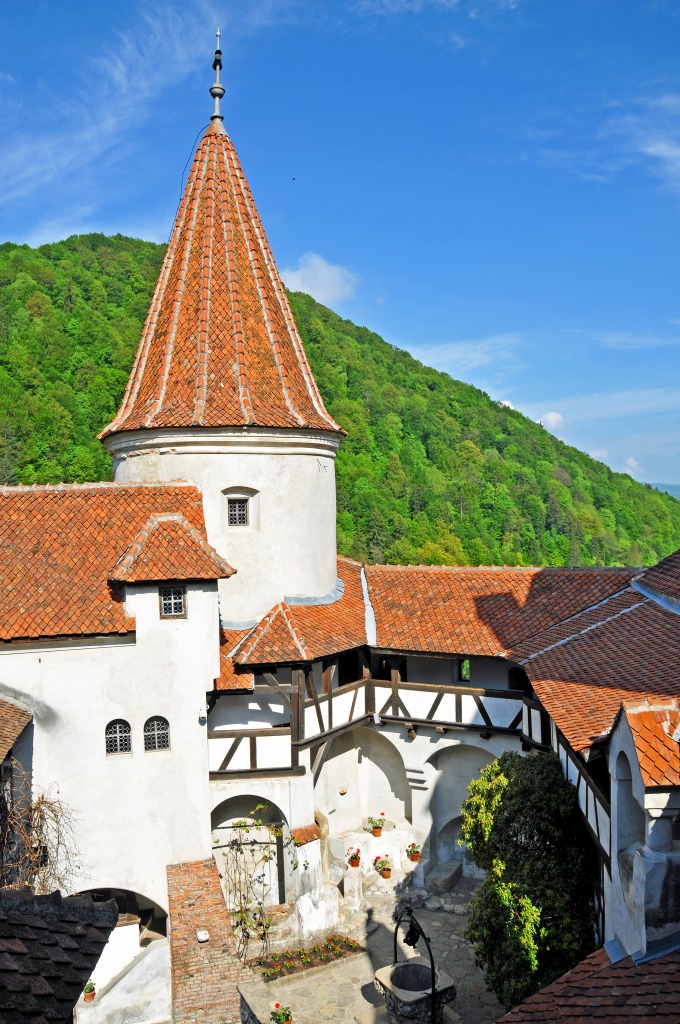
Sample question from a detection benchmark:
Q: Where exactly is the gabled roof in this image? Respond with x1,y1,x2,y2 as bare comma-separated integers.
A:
101,121,342,440
515,589,680,751
215,628,255,691
364,564,632,656
0,699,31,761
231,557,367,666
110,512,235,583
0,482,210,642
497,944,680,1023
0,887,117,1022
620,698,680,788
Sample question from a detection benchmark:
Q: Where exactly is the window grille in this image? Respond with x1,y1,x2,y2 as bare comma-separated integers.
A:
227,498,248,526
160,586,186,618
144,716,170,752
105,719,132,755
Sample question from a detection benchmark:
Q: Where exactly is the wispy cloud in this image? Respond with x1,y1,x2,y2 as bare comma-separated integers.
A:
528,92,680,195
409,331,523,376
353,0,521,16
282,252,359,304
625,455,642,476
541,410,565,431
590,330,680,350
521,387,680,425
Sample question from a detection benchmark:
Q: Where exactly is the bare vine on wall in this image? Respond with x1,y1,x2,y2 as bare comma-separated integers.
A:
213,804,305,961
0,759,79,894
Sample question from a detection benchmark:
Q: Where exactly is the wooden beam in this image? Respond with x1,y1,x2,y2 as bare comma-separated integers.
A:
312,741,330,784
208,727,291,740
218,736,243,771
261,672,293,712
210,766,306,781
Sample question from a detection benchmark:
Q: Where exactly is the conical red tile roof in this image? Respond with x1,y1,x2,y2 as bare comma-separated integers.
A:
101,121,342,438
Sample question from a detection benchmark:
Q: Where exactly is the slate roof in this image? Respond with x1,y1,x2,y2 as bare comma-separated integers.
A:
0,887,117,1022
516,589,680,751
110,512,235,583
0,700,31,761
621,698,680,788
364,564,632,656
635,548,680,605
497,944,680,1023
232,558,367,666
101,120,342,440
0,482,212,642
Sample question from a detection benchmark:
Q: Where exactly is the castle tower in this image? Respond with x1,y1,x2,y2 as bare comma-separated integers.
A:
101,40,343,623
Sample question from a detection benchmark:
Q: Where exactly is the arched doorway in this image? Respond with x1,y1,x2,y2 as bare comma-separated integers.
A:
427,744,495,868
76,887,167,988
211,795,289,906
615,751,645,851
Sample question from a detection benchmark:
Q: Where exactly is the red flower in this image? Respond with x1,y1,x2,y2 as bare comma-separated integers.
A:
380,812,385,816
275,1004,280,1009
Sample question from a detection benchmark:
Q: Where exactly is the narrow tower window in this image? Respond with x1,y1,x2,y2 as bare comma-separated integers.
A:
228,498,249,527
105,719,132,755
144,716,170,752
159,586,186,618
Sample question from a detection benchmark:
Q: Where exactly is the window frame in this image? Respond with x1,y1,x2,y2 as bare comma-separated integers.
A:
458,657,471,683
227,496,249,528
143,716,171,753
105,719,132,756
158,584,187,620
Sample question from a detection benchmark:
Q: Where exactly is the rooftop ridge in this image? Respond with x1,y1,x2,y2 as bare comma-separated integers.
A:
0,480,198,493
110,512,235,583
367,562,635,573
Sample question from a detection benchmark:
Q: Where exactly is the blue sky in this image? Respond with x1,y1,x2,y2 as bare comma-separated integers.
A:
1,1,680,482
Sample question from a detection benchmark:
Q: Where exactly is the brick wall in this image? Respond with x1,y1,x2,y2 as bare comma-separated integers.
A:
167,858,254,1024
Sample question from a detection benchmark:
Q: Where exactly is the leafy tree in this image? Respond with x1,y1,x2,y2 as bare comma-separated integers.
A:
460,752,596,1010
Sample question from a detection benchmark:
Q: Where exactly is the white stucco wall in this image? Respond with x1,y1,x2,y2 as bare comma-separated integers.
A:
106,428,341,622
0,581,220,911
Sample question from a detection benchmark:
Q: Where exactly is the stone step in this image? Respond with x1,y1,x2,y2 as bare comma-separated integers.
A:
425,861,463,895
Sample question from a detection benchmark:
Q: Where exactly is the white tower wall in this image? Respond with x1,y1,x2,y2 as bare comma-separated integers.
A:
106,427,341,623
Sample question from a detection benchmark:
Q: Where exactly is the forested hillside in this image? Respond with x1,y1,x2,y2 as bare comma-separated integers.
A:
0,233,679,567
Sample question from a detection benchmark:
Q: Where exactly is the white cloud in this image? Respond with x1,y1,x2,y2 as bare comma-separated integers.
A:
410,332,522,375
541,410,565,431
521,387,680,424
498,399,513,408
626,455,642,475
592,330,680,350
281,252,358,304
589,448,609,460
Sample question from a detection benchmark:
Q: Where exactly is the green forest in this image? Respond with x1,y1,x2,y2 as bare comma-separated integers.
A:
0,232,679,568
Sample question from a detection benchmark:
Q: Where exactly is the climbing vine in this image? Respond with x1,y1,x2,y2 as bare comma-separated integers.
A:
213,804,303,961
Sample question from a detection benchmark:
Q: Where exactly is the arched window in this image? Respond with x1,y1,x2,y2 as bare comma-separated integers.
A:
105,719,132,755
144,716,170,752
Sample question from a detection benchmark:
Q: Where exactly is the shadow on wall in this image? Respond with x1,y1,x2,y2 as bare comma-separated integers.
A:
425,744,494,871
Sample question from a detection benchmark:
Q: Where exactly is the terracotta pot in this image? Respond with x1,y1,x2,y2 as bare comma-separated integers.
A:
372,827,382,837
349,857,360,868
84,991,95,1003
409,852,420,862
380,868,392,878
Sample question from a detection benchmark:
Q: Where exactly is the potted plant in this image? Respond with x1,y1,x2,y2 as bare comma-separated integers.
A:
406,842,421,862
271,1004,292,1024
83,980,95,1002
374,855,392,878
347,847,361,868
368,812,386,837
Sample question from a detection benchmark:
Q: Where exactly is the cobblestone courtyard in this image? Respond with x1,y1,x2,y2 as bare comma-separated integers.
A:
239,877,503,1024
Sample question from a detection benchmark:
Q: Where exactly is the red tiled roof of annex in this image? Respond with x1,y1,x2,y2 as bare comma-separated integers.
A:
0,698,31,761
622,698,680,787
497,944,680,1023
216,628,255,691
635,548,680,604
110,512,234,583
516,590,680,751
101,121,342,440
233,557,366,665
365,564,632,656
0,482,211,642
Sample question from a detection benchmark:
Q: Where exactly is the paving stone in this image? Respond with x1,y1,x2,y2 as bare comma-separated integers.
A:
425,862,463,894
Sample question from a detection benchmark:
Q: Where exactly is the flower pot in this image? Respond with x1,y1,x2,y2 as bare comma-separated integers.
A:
84,991,95,1003
372,828,382,837
409,852,420,862
349,857,360,868
380,868,392,878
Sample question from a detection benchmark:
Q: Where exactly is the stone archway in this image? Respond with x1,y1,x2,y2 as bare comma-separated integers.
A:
426,743,495,867
76,886,167,989
315,726,412,834
211,794,289,905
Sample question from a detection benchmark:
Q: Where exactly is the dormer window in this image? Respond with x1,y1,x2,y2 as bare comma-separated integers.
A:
159,585,186,619
228,498,249,527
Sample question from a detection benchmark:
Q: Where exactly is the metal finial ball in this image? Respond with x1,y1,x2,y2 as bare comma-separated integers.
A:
210,83,225,99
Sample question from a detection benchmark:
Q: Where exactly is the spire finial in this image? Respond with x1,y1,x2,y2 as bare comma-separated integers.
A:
209,28,225,122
